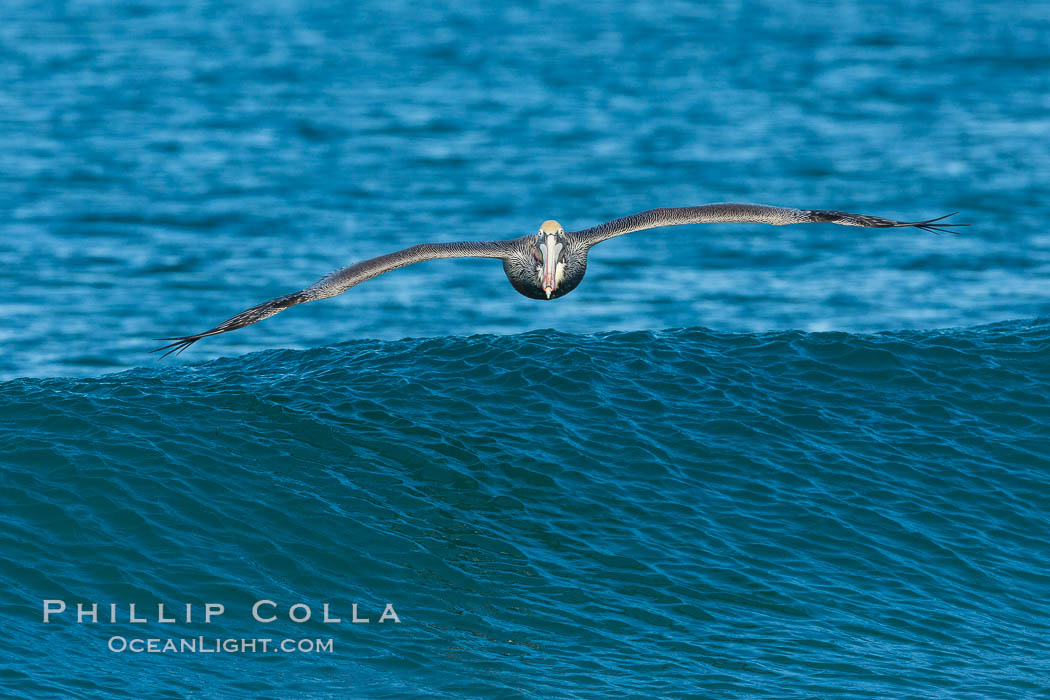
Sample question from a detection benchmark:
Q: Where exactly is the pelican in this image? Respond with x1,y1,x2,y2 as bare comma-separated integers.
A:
153,203,964,357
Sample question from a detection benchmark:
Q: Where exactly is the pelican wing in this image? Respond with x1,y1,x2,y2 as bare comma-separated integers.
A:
573,203,966,246
153,240,515,357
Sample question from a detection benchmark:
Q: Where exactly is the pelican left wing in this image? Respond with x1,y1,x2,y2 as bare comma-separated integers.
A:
573,203,967,246
153,240,514,357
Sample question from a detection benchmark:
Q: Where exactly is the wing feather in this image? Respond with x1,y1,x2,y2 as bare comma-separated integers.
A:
574,203,967,245
153,240,515,357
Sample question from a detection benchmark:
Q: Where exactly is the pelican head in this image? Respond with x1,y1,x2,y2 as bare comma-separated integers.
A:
502,219,588,300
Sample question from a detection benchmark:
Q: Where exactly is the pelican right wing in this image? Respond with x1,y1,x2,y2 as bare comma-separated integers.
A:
573,203,966,246
153,239,516,357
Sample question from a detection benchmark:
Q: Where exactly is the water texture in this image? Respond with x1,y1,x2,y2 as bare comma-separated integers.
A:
2,0,1049,697
3,323,1050,697
1,0,1048,378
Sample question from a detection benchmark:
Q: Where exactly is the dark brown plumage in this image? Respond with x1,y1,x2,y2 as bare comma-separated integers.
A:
154,203,966,357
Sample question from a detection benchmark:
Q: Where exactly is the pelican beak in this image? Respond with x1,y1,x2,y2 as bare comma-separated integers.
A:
541,233,561,299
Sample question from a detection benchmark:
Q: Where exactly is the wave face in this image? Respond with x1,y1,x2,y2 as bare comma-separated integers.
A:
3,321,1049,697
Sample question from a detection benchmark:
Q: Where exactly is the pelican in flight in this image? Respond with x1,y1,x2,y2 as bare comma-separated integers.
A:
154,203,964,357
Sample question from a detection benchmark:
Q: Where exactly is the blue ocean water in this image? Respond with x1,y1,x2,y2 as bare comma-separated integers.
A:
2,0,1050,696
4,325,1050,696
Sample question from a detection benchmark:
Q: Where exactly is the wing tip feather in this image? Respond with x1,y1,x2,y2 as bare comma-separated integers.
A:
151,335,205,359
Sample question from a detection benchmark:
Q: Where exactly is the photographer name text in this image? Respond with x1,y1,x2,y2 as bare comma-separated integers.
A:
42,600,400,625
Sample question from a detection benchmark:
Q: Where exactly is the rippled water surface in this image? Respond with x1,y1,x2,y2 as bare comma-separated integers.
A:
4,324,1050,697
2,0,1049,378
2,0,1049,697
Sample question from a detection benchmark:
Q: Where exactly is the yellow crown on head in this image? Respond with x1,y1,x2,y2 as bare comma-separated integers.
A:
539,220,562,234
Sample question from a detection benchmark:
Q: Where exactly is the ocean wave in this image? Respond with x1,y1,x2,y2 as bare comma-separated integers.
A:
3,321,1049,696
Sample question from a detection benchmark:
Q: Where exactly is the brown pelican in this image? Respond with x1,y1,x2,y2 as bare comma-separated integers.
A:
154,203,964,357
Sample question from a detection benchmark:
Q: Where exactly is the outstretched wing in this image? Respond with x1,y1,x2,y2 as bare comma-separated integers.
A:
573,203,967,246
153,240,515,357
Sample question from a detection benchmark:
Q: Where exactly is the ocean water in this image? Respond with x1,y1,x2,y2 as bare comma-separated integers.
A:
2,0,1050,697
5,324,1050,697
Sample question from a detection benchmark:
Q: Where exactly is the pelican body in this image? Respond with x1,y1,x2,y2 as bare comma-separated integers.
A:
154,203,964,356
503,220,587,300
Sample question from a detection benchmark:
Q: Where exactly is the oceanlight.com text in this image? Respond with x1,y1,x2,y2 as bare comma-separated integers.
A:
108,636,334,654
